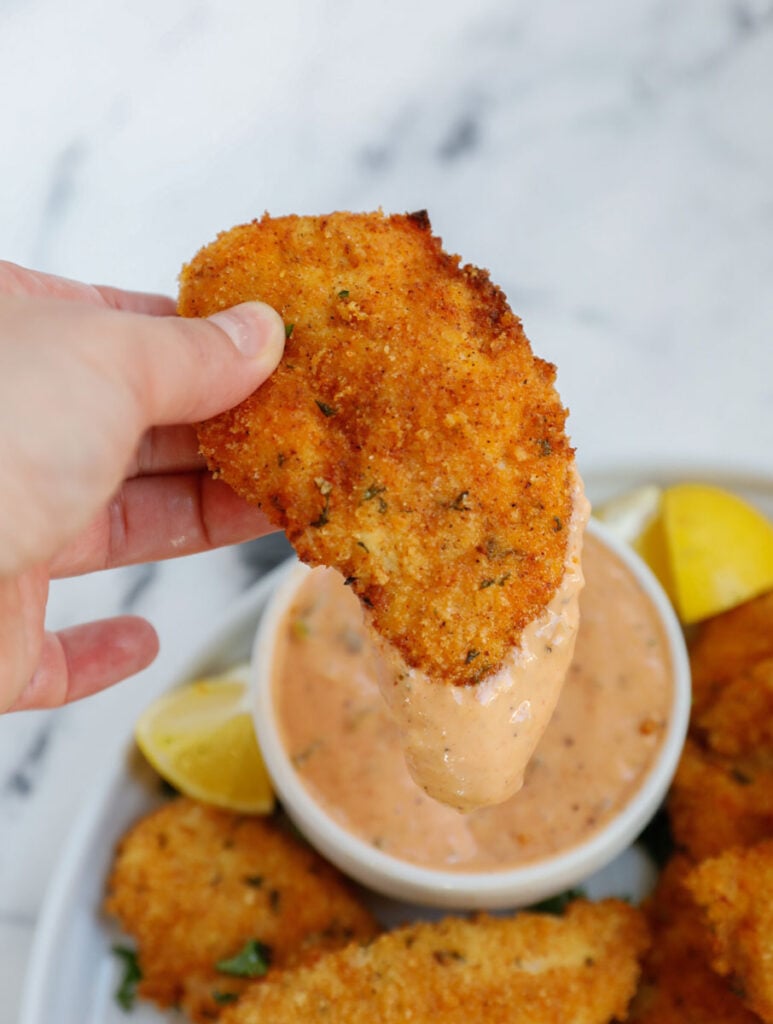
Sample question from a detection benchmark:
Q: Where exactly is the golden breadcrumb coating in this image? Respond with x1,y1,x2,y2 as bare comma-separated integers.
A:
667,593,773,863
181,211,575,686
687,840,773,1024
694,657,773,760
628,856,760,1023
219,899,647,1024
105,798,378,1022
689,590,773,718
668,738,773,862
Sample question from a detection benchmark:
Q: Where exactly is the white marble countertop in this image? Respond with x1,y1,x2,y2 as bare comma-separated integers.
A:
2,1,773,1019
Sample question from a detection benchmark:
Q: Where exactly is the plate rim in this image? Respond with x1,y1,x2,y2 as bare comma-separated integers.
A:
17,565,286,1024
18,461,773,1022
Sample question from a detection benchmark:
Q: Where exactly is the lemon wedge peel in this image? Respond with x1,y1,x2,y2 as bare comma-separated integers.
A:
135,668,275,815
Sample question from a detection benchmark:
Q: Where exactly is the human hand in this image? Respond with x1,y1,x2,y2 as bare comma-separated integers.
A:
0,261,285,713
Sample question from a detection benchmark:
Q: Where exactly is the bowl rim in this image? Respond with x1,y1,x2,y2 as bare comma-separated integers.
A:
250,517,691,908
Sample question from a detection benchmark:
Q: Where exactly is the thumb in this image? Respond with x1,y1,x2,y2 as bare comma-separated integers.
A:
122,300,287,427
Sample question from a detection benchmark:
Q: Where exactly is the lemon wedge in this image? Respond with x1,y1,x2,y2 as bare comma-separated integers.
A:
593,485,662,544
634,483,773,624
135,666,274,814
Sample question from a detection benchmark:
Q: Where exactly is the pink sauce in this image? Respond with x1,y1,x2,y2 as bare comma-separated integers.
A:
272,532,673,871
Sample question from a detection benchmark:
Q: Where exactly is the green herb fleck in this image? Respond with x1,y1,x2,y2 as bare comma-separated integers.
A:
216,939,272,979
285,323,295,339
212,991,239,1006
311,497,330,528
731,767,754,786
554,516,563,531
316,400,337,417
635,806,674,868
337,289,350,299
530,887,586,915
363,483,386,502
538,438,552,456
243,875,264,888
465,649,480,664
480,572,511,589
112,945,142,1011
277,452,286,467
449,491,470,510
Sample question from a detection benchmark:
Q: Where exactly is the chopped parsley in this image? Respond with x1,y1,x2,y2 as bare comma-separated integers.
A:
529,887,586,915
449,491,470,510
284,323,295,339
363,483,386,501
465,649,480,664
337,289,350,299
310,500,329,528
212,991,240,1006
480,572,511,589
112,945,142,1011
315,399,337,417
216,939,273,978
537,438,553,456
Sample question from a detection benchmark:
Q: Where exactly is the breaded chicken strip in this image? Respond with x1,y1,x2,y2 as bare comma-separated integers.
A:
687,840,773,1024
689,590,773,718
181,211,577,688
694,657,773,759
219,900,647,1024
668,738,773,862
105,798,378,1022
628,857,760,1024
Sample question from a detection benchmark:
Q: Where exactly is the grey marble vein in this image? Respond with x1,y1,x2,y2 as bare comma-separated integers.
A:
119,563,159,613
30,138,87,266
2,722,53,800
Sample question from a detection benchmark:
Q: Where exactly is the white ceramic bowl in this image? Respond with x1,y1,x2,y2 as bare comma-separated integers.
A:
251,518,690,910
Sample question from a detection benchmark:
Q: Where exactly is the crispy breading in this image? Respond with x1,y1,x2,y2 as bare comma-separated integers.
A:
181,211,575,686
694,657,773,759
687,840,773,1024
105,798,378,1022
219,899,647,1024
628,856,760,1024
689,590,773,718
668,738,773,862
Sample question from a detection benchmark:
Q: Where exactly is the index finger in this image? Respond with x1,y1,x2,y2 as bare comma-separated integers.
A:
0,260,176,315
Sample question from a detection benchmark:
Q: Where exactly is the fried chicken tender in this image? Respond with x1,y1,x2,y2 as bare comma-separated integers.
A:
181,211,576,686
105,798,379,1022
628,857,760,1024
689,590,773,718
668,738,773,862
667,594,773,862
695,657,773,759
687,840,773,1023
218,899,647,1024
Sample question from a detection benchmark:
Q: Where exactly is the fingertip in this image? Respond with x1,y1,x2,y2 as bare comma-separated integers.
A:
207,301,286,374
6,617,160,712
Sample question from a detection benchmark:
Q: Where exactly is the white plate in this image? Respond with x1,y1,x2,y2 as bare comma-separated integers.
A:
19,467,773,1024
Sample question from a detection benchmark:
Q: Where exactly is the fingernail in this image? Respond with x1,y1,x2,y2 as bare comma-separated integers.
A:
209,301,286,366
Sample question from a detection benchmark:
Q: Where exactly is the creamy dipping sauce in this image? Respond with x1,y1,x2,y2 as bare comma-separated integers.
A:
272,532,673,871
371,475,589,811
